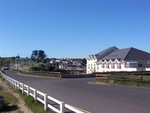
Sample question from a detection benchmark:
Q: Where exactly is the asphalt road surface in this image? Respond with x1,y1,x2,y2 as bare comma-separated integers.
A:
4,71,150,113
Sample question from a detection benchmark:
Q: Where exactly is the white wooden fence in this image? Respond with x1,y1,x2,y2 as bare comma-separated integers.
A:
0,71,86,113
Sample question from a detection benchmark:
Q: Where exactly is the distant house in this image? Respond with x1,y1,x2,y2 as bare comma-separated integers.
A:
86,46,150,74
48,58,85,74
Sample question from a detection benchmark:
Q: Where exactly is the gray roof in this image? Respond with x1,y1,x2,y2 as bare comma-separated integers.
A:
101,48,131,60
95,46,118,60
95,47,150,61
125,48,150,61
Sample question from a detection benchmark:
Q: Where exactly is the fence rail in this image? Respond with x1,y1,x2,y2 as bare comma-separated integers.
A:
0,71,86,113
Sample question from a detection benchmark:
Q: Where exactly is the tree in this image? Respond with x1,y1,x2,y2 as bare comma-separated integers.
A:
38,50,47,61
31,50,38,60
43,58,50,63
0,57,11,67
16,55,20,60
31,50,47,62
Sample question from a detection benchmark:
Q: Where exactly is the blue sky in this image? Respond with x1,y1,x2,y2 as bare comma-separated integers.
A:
0,0,150,58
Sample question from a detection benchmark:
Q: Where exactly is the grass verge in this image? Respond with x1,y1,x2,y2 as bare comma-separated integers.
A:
0,81,20,113
114,80,150,88
96,75,150,88
15,89,54,113
0,75,53,113
20,71,60,78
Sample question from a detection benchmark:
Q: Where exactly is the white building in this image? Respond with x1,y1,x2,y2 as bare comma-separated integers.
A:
87,46,150,74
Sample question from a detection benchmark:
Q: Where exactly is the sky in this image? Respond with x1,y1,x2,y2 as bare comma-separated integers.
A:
0,0,150,58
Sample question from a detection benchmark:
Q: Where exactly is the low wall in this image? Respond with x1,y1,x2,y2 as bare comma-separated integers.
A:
61,74,95,78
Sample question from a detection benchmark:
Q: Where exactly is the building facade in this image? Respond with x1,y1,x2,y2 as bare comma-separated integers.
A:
87,46,150,74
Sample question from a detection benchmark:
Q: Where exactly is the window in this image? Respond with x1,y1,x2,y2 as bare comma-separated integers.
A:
126,62,129,68
131,63,138,68
117,63,121,69
97,64,99,69
147,61,150,68
147,64,150,68
88,64,90,69
111,64,115,69
126,62,138,68
106,64,109,69
102,64,105,68
138,64,142,68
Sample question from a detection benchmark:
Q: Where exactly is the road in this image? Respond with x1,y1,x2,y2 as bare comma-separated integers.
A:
4,71,150,113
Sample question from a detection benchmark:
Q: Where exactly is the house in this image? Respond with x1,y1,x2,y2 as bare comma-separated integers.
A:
48,58,86,74
86,46,150,74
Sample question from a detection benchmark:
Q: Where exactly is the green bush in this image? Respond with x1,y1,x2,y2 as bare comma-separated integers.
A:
29,64,55,71
20,71,61,78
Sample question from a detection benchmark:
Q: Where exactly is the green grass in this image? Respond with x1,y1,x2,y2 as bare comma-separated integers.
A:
23,95,51,113
0,73,54,113
0,86,18,105
0,76,5,81
17,90,54,113
20,71,60,78
0,75,21,112
96,75,150,88
0,91,18,105
12,86,54,113
114,80,150,88
0,85,19,113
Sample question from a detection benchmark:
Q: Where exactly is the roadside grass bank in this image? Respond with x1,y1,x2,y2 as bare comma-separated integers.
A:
96,74,150,88
0,86,19,113
0,75,54,113
19,70,61,78
0,76,22,113
114,80,150,87
19,70,95,79
15,90,54,113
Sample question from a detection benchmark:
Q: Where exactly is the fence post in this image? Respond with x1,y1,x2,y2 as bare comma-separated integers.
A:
16,81,18,89
13,79,16,88
44,94,47,111
18,81,20,89
11,78,13,86
8,77,10,83
27,86,29,96
34,89,37,100
22,83,24,94
60,101,64,113
15,80,17,89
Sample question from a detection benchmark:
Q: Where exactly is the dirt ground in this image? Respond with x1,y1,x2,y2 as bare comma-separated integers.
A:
0,78,33,113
